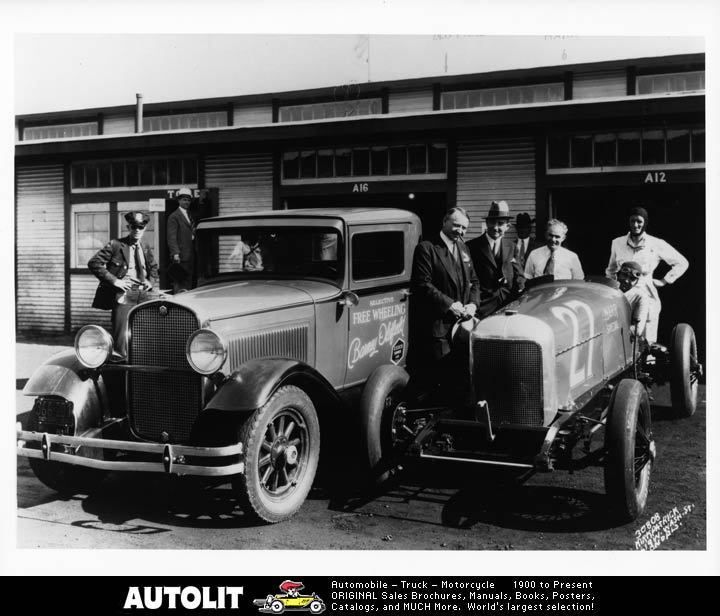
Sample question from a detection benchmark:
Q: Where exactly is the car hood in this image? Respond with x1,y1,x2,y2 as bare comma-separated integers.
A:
163,279,340,321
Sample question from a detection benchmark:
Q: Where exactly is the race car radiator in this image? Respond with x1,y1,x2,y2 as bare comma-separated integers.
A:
473,339,544,427
127,302,202,444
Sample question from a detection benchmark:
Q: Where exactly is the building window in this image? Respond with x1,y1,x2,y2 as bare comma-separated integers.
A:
441,83,563,110
547,127,704,170
72,157,198,190
352,231,404,280
636,70,705,95
143,111,227,132
23,121,98,141
278,98,382,122
71,204,110,268
282,143,447,182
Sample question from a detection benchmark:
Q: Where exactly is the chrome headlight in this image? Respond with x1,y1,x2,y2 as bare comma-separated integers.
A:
74,325,113,368
186,329,227,375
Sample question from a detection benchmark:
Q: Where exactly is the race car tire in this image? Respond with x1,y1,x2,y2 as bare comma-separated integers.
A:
360,364,410,487
232,386,320,524
604,379,654,523
670,323,699,418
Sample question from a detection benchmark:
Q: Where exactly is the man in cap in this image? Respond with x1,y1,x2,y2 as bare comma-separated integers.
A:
514,212,542,270
617,260,651,340
89,211,159,357
167,186,196,293
465,200,524,318
524,218,584,281
410,207,480,400
605,206,688,344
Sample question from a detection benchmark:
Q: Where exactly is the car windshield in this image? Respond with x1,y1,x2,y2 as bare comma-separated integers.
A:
197,224,343,284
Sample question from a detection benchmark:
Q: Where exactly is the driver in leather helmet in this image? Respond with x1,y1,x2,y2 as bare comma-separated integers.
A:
618,260,650,341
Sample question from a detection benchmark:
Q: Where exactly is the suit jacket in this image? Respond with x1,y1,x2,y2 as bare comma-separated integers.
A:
514,237,543,270
166,207,195,264
466,233,524,318
411,235,481,343
88,237,159,310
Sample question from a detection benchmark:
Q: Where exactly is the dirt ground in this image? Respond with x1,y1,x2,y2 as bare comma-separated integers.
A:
15,340,706,552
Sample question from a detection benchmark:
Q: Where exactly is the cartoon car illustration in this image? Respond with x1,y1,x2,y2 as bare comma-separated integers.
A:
253,580,325,614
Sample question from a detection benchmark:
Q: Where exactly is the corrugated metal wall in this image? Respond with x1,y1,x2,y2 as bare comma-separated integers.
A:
388,88,434,114
205,153,274,215
103,112,135,135
233,104,273,126
456,138,536,240
71,275,111,330
16,164,66,333
573,70,627,99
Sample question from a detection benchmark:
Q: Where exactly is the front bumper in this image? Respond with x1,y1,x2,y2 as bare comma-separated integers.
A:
16,429,244,477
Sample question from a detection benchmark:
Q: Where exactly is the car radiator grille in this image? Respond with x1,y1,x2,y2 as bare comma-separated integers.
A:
128,302,201,443
473,339,544,427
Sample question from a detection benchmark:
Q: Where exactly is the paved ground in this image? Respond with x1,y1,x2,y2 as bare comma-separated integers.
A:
15,339,707,553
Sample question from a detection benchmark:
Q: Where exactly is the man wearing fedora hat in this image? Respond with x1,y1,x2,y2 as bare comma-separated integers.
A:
466,200,524,318
514,212,542,270
88,211,159,357
167,186,196,293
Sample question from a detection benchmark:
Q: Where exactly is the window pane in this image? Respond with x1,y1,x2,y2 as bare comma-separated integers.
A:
126,161,139,186
283,151,299,179
183,158,198,184
618,131,641,165
300,151,317,178
548,136,569,168
570,135,592,167
642,129,665,165
692,129,705,162
390,147,407,174
667,129,690,163
168,158,183,184
593,133,616,167
352,231,404,280
352,148,369,176
335,148,351,177
85,163,98,188
371,146,388,175
408,145,427,174
440,93,454,110
77,213,93,233
428,143,447,173
72,165,85,188
139,160,153,185
111,162,125,186
317,149,334,178
153,159,168,185
98,163,111,187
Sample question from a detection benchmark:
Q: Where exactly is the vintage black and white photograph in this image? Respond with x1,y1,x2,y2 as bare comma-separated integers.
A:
4,0,718,577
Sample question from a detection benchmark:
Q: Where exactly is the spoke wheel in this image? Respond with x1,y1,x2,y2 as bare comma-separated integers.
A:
604,379,654,523
233,386,320,523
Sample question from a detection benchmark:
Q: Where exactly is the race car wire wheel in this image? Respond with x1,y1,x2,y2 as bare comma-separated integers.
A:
233,385,320,523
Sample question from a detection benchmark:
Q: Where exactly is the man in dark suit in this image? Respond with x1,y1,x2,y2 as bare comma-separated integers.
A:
466,200,524,319
513,212,542,270
89,211,159,357
167,186,196,293
410,207,480,399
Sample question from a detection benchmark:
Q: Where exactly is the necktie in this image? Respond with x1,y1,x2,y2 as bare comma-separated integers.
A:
135,244,146,283
543,250,555,276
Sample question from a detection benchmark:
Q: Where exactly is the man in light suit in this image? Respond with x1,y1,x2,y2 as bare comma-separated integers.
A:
89,211,159,357
167,186,196,293
466,200,524,319
410,207,480,399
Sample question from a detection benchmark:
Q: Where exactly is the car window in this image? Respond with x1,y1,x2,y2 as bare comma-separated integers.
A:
351,231,404,280
197,225,343,283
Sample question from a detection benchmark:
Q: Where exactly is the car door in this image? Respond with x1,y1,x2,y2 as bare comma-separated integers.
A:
344,223,413,387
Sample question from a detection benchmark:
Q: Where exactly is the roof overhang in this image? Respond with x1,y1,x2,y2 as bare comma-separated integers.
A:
16,92,705,162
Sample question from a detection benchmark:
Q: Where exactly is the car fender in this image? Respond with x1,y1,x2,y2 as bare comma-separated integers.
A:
22,349,107,435
205,358,342,413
